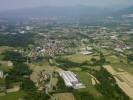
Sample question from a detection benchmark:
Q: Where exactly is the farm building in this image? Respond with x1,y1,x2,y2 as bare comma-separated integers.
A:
59,71,85,89
80,51,92,55
0,70,4,78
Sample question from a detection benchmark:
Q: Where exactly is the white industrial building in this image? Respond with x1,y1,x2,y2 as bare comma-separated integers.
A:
80,51,92,55
0,70,4,78
59,71,85,89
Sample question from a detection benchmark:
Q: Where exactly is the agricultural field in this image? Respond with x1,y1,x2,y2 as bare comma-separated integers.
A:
0,46,13,60
106,55,133,74
29,60,63,83
63,54,99,63
0,46,13,54
104,65,133,99
0,46,14,71
71,69,103,99
0,91,25,100
54,93,75,100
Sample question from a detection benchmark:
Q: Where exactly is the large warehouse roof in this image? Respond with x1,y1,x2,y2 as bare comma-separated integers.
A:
59,71,85,89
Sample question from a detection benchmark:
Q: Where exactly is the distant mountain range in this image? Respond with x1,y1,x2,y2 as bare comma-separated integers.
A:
112,6,133,18
0,5,133,21
118,6,133,15
0,6,117,18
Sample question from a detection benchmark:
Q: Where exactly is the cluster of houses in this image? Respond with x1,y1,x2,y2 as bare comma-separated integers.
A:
35,39,79,57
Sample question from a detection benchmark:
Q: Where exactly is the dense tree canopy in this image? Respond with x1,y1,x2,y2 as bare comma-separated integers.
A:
0,33,35,47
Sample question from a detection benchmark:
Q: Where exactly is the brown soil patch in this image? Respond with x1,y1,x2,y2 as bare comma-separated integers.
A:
54,93,75,100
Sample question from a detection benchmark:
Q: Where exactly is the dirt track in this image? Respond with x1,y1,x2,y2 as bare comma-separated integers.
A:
103,65,133,99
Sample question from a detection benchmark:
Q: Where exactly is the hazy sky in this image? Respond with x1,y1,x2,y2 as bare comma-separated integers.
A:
0,0,133,11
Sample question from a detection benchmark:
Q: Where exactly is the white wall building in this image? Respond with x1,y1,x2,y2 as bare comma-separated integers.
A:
0,70,4,78
59,71,85,89
80,51,92,55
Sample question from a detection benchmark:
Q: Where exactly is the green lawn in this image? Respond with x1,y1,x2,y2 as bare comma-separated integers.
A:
0,79,5,84
74,71,103,99
0,46,14,71
0,64,12,71
0,46,13,54
63,54,99,63
111,62,133,74
0,91,25,100
68,67,82,71
106,55,133,74
106,55,120,63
